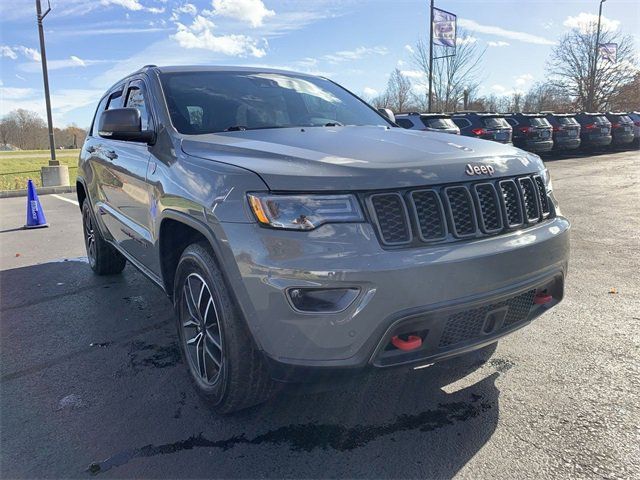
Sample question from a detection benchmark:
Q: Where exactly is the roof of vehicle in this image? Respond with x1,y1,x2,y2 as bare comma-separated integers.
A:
144,65,316,78
503,112,546,117
450,111,503,117
396,112,452,118
542,112,576,117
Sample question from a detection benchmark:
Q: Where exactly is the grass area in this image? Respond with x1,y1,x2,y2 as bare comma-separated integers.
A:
0,149,80,190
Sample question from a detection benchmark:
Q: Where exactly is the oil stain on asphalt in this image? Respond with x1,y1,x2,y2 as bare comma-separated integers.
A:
86,393,492,475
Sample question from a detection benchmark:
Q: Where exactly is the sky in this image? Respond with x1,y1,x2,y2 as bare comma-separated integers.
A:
1,0,639,128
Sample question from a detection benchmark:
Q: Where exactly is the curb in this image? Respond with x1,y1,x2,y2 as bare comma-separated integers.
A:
0,185,77,199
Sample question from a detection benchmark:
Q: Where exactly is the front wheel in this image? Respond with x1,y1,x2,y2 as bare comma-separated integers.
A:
174,242,276,413
81,199,126,275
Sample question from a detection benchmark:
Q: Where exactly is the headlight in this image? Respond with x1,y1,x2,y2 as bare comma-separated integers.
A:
247,193,364,230
540,167,553,192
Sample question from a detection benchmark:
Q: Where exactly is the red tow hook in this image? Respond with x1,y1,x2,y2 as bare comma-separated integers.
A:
391,335,422,351
534,293,553,305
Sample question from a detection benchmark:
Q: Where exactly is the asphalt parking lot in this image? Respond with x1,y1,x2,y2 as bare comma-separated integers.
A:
1,149,639,479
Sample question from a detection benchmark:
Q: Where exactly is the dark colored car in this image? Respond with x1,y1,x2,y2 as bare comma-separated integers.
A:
451,112,512,144
574,113,612,149
77,65,570,413
504,113,554,153
604,113,635,147
543,113,581,151
395,113,460,135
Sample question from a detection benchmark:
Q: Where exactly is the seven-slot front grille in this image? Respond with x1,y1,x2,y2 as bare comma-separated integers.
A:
367,174,552,247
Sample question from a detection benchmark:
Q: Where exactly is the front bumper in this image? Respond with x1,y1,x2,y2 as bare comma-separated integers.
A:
220,216,570,374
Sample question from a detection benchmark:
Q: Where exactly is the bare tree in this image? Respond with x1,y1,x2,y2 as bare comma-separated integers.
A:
0,109,87,150
608,72,640,111
547,22,637,111
413,30,485,112
385,68,413,112
522,82,575,112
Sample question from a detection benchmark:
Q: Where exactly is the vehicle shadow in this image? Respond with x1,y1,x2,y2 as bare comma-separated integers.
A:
1,261,503,479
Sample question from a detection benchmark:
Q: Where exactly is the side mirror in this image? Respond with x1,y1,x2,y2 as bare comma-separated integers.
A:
98,108,154,143
378,108,396,124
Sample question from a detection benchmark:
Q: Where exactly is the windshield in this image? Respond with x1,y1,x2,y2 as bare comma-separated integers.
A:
482,117,510,129
422,118,457,129
159,71,389,134
594,115,609,124
529,117,551,128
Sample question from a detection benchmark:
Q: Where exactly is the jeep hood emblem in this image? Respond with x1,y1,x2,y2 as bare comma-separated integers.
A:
465,163,495,176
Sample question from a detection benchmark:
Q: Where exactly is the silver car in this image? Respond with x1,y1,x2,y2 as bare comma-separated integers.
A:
77,66,570,413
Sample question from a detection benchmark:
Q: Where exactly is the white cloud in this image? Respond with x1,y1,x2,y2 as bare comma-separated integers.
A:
400,70,426,80
1,45,17,60
363,87,378,98
0,85,103,125
211,0,275,28
55,27,170,36
323,46,388,63
514,73,534,86
458,18,556,45
16,46,41,62
487,40,510,47
18,56,112,72
173,15,267,57
404,44,414,54
100,0,144,11
147,7,165,14
491,84,508,94
563,12,620,34
457,36,477,45
171,3,197,20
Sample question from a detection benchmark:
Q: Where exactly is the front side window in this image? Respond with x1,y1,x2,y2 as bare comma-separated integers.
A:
91,96,109,137
159,71,389,134
125,81,150,130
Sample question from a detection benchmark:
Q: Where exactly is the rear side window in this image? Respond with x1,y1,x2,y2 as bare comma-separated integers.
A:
422,118,456,129
396,118,415,129
619,115,632,123
125,81,151,130
452,118,471,128
483,117,510,128
595,116,609,123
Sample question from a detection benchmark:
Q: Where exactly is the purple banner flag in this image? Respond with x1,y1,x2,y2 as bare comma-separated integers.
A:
433,7,456,48
599,43,617,63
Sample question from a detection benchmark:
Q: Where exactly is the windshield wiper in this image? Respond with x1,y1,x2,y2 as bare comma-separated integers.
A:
324,122,343,127
224,125,248,131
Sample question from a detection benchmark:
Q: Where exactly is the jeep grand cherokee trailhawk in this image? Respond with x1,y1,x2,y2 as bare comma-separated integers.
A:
77,66,570,413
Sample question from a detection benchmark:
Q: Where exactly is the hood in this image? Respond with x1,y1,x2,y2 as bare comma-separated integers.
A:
181,126,544,191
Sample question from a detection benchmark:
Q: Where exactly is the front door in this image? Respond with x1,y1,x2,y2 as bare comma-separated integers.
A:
97,79,154,266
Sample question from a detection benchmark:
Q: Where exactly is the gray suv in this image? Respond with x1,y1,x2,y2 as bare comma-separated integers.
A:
77,66,570,413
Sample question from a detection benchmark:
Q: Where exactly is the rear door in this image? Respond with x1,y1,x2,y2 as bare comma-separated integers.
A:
96,78,155,266
529,117,553,140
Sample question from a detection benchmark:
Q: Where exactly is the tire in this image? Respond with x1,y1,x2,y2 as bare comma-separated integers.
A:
81,199,126,275
174,242,276,414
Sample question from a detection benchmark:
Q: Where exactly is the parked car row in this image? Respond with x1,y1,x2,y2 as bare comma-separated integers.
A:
394,110,640,154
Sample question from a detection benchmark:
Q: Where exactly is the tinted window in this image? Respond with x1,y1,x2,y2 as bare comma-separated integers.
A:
422,118,456,129
106,90,123,110
160,71,388,134
125,81,150,130
557,116,579,126
452,118,471,128
505,118,517,126
529,117,551,127
484,117,510,128
91,96,109,137
618,115,632,124
396,118,415,129
594,116,609,124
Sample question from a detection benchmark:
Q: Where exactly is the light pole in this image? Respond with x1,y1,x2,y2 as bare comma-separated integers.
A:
589,0,606,111
36,0,69,187
428,0,434,113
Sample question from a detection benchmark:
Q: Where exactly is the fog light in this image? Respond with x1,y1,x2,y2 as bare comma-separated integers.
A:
287,288,360,313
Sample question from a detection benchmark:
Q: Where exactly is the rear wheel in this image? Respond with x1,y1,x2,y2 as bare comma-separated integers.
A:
81,199,126,275
174,242,276,413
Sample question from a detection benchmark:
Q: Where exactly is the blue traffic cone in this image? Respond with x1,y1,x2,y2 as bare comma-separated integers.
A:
24,179,48,229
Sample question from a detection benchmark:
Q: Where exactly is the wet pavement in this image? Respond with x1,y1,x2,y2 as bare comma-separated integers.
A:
1,149,639,478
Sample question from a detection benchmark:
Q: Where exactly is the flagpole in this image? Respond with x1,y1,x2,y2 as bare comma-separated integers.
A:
589,0,606,111
428,0,434,112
